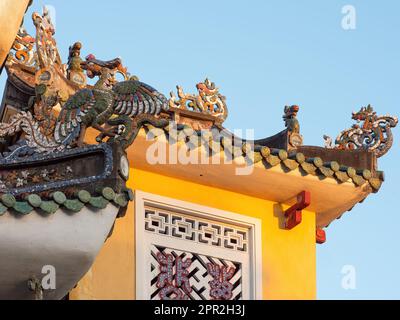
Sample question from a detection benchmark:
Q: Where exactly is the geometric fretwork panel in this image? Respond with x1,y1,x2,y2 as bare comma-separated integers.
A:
145,208,249,252
150,245,242,300
136,192,261,300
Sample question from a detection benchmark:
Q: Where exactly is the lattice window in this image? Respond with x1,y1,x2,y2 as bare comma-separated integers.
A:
145,208,248,252
136,191,262,300
150,245,242,300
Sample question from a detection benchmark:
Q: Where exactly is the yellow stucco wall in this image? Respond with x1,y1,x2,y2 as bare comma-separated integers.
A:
70,167,316,300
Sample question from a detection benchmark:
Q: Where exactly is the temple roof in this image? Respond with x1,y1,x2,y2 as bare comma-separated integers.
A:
1,8,398,230
118,122,384,228
136,123,383,191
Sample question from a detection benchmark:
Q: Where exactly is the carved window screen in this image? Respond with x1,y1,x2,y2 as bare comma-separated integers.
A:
135,191,262,300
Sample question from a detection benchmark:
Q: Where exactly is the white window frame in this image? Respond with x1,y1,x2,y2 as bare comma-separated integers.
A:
135,190,263,300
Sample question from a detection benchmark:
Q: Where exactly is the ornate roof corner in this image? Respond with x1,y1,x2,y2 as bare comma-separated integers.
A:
1,8,170,157
0,8,173,214
323,105,398,161
168,79,228,130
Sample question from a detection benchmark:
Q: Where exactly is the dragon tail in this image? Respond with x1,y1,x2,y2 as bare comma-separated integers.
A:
0,112,63,157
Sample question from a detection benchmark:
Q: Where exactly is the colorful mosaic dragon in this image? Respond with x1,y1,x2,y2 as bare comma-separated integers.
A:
0,8,170,159
0,57,169,158
169,78,228,122
54,55,169,149
324,105,398,158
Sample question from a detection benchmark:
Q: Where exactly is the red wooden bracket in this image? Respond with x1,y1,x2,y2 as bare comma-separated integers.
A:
316,228,326,244
284,191,311,230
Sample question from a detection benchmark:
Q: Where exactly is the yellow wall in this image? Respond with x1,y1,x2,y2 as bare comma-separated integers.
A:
70,168,316,300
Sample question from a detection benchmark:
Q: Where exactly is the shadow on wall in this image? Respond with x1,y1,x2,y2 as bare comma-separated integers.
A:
273,203,286,230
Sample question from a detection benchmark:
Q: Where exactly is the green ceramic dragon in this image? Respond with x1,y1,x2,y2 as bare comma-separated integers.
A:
0,56,170,157
55,55,169,149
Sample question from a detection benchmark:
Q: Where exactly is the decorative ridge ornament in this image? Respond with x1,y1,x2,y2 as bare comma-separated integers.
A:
0,9,170,159
169,78,228,125
32,8,62,70
67,42,86,87
82,54,131,81
6,26,36,69
283,105,303,149
0,68,170,157
324,105,398,158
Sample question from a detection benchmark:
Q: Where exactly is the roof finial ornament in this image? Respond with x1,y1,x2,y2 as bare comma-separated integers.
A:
323,105,398,158
283,105,303,149
323,135,334,149
67,42,86,87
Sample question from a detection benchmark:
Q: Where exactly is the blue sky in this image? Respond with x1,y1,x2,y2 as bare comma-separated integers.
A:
1,0,399,299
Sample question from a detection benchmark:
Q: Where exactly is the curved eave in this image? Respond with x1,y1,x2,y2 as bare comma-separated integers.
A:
0,188,130,216
0,203,120,300
0,187,130,299
119,125,383,228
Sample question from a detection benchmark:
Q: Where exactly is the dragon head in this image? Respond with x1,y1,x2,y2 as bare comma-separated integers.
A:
283,105,300,119
94,68,117,90
16,27,35,46
351,105,376,122
196,78,218,96
81,54,130,89
32,7,55,36
283,105,300,133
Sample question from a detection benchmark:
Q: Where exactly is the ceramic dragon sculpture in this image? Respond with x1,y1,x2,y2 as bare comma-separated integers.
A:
55,55,169,149
283,105,300,133
283,105,304,149
0,56,169,159
169,78,228,123
0,8,170,159
324,105,398,158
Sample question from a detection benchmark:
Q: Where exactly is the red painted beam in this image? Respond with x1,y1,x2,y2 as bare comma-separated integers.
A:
284,191,311,230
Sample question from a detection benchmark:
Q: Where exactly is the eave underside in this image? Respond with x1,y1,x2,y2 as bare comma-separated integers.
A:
120,128,380,228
